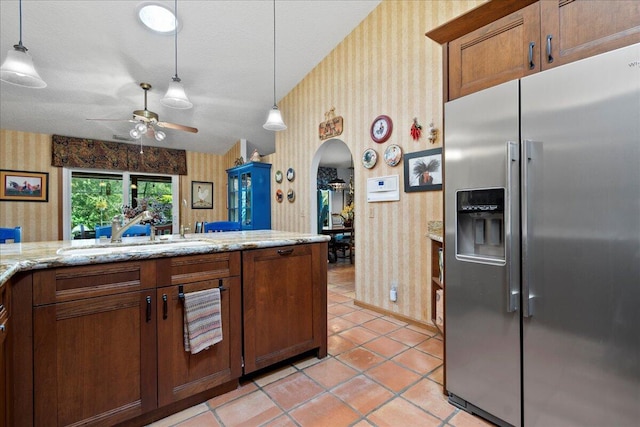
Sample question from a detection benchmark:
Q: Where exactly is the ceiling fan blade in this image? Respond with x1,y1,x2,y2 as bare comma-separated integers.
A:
157,121,199,133
86,118,137,123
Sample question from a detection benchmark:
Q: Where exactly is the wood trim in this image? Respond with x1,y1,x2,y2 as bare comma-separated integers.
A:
353,299,440,335
425,0,538,44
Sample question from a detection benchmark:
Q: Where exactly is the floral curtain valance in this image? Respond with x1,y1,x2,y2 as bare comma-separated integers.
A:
51,135,188,175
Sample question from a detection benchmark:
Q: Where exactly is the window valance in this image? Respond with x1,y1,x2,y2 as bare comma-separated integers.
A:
51,135,187,175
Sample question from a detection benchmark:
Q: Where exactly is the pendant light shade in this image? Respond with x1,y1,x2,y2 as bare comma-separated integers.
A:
263,0,286,131
161,0,192,109
264,105,287,131
0,0,46,88
161,77,192,109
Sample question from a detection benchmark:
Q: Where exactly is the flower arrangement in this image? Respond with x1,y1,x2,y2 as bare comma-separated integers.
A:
122,196,172,225
341,202,354,222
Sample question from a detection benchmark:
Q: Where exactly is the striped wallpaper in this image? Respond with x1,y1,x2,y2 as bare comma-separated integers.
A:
268,0,483,326
0,0,482,327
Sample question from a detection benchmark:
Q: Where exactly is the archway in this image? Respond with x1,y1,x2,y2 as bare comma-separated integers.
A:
308,138,353,235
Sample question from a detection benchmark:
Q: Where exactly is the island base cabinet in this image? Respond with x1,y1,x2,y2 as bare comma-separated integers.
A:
242,243,327,374
157,276,242,407
32,262,158,426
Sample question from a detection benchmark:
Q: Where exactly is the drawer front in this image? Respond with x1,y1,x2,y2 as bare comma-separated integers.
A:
32,260,156,306
157,252,241,287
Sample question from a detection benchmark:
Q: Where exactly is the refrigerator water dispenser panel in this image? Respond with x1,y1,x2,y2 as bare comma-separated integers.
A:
456,188,505,263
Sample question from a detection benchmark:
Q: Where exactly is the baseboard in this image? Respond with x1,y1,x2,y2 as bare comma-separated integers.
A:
353,299,440,334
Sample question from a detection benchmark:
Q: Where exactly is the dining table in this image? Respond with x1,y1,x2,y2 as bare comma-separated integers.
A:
321,225,353,263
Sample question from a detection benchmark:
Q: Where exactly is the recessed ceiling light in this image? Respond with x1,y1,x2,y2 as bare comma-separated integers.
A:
137,3,177,34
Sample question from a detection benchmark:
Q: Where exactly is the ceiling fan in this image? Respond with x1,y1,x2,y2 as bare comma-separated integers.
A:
87,82,198,141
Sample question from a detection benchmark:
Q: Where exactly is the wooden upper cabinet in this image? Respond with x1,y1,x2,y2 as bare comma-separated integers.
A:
429,0,640,101
448,2,540,100
540,0,640,70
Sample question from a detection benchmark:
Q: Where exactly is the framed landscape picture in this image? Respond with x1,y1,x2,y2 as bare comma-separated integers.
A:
403,148,443,192
1,169,49,202
191,181,213,209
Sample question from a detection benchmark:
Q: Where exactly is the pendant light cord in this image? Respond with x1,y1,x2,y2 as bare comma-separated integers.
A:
15,0,26,51
173,0,179,80
272,0,276,105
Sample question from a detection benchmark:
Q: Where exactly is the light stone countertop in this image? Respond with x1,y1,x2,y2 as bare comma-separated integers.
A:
0,230,330,286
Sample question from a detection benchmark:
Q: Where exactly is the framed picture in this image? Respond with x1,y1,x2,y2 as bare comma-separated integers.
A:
403,148,443,192
191,181,213,209
1,169,49,202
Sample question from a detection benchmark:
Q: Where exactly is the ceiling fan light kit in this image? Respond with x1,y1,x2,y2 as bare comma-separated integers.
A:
160,0,192,109
0,0,46,88
263,0,287,131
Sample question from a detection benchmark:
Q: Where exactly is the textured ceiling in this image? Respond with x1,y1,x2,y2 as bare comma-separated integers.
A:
0,0,381,158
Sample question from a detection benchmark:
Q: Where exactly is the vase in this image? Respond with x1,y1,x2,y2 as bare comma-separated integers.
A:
343,219,352,228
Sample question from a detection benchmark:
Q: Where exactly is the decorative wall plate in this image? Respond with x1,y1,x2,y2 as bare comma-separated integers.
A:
384,144,403,167
275,170,283,183
287,189,295,202
275,189,284,203
286,167,295,182
370,115,393,143
362,148,378,169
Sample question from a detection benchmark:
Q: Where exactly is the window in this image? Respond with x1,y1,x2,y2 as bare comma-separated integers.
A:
63,169,178,240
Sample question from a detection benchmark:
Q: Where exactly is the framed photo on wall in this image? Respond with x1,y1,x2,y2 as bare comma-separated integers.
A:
0,169,49,202
403,148,443,192
191,181,213,209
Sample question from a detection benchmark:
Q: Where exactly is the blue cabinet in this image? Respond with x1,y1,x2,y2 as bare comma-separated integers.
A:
227,162,271,230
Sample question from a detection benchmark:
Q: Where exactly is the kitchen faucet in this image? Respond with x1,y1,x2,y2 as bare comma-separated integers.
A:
111,210,153,243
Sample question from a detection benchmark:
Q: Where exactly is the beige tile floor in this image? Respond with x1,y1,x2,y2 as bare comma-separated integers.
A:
149,259,492,427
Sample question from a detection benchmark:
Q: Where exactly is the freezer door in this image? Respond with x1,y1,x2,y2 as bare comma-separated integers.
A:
444,80,521,427
521,43,640,426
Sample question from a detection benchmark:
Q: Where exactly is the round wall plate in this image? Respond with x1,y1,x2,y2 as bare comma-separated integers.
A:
384,144,402,167
362,148,378,169
275,189,284,203
275,170,283,183
370,115,393,143
287,189,295,202
286,168,295,182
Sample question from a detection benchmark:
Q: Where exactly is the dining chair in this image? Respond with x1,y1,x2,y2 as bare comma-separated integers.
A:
0,226,22,243
203,221,241,232
95,224,151,238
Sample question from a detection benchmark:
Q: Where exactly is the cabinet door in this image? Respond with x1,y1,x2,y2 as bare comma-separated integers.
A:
243,244,327,374
33,291,157,426
156,277,242,407
448,2,540,100
0,306,7,427
228,173,239,222
541,0,640,70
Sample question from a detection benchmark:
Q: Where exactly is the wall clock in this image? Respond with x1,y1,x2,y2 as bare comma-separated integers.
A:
370,115,393,143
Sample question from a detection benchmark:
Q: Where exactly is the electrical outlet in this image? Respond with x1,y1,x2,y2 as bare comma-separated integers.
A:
390,281,398,302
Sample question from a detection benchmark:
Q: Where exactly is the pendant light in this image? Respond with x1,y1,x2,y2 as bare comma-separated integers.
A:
160,0,192,109
263,0,287,131
0,0,46,88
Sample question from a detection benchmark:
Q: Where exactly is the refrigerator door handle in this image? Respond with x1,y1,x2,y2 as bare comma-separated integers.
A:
521,139,539,318
506,141,520,313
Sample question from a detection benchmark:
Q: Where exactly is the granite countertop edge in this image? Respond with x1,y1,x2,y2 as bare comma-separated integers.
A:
0,230,331,286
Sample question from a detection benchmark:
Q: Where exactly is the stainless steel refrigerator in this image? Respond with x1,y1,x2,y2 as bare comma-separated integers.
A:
444,43,640,427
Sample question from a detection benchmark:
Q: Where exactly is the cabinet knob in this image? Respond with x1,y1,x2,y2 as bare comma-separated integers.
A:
0,324,5,332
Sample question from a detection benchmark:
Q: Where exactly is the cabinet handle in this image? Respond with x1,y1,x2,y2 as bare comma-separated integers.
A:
162,294,168,319
546,34,554,63
218,279,228,292
277,248,294,256
0,323,5,333
146,296,152,322
528,42,535,70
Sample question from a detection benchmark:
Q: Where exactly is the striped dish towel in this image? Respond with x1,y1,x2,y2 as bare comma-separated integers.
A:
183,288,223,354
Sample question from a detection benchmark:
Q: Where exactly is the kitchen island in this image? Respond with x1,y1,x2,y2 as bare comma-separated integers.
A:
0,230,329,426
